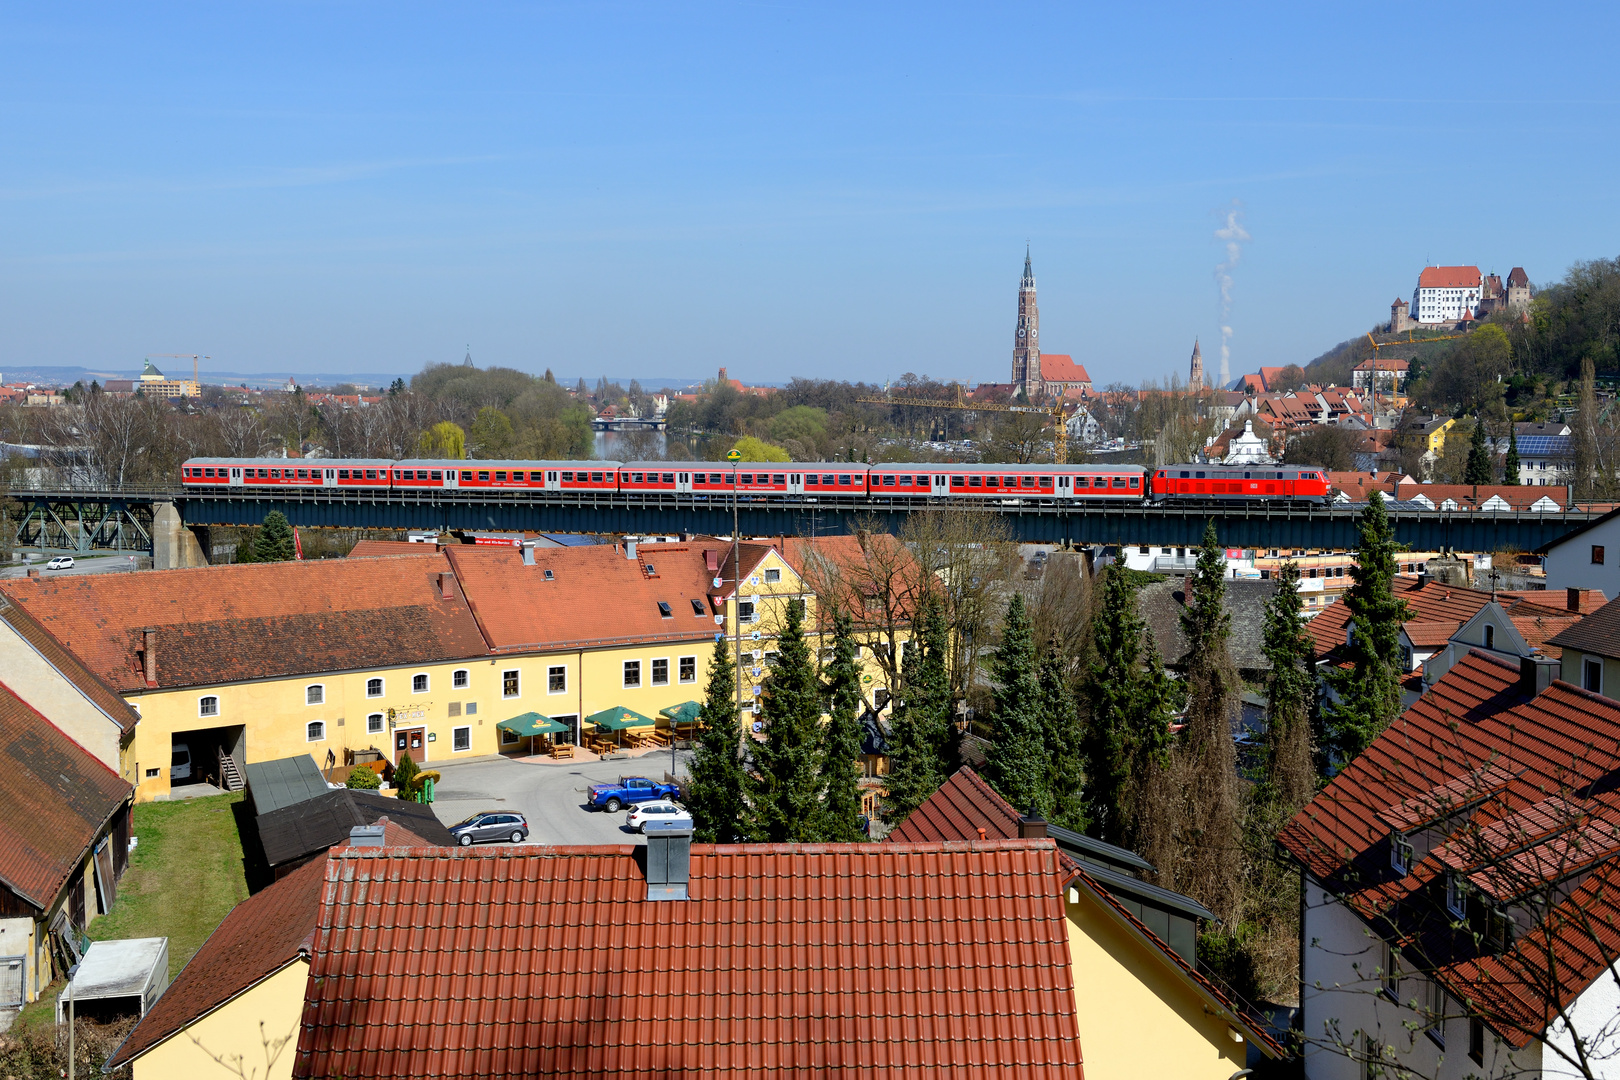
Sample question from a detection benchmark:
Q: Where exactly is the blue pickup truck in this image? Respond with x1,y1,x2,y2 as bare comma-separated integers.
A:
587,776,681,813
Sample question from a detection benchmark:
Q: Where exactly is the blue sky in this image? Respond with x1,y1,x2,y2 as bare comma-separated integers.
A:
3,3,1617,387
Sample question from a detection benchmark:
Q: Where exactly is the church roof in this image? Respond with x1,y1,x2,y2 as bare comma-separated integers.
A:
1038,354,1090,385
140,359,165,380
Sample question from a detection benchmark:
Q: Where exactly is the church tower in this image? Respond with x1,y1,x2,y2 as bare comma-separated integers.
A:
1012,248,1042,399
1188,339,1204,390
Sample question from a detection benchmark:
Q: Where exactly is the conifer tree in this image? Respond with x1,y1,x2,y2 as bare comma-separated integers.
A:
1464,416,1494,485
1257,560,1317,816
1503,425,1521,485
1037,637,1087,832
816,611,866,842
685,636,746,843
746,599,823,842
881,594,951,827
1164,521,1241,920
1081,562,1149,844
392,751,421,802
254,510,296,562
1324,491,1410,761
985,593,1047,814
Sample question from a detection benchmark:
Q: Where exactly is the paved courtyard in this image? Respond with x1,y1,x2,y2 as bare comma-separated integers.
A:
427,748,692,847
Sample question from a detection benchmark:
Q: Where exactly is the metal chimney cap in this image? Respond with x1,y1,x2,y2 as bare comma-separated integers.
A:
349,824,386,847
643,821,694,838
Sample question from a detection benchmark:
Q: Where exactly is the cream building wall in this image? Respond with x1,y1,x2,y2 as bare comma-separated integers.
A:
130,958,306,1080
0,617,129,778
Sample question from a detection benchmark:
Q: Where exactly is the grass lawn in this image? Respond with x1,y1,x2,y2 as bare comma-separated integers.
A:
12,791,249,1030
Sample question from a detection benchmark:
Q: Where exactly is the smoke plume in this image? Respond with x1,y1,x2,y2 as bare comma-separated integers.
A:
1213,203,1249,389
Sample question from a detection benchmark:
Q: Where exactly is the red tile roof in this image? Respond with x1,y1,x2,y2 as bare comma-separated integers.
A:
1279,652,1620,1047
1334,478,1569,512
1038,354,1091,385
0,682,131,911
295,841,1084,1079
346,539,437,557
0,595,140,734
1354,357,1411,371
1494,588,1606,615
0,555,489,692
108,818,433,1070
1546,595,1620,659
1418,265,1482,289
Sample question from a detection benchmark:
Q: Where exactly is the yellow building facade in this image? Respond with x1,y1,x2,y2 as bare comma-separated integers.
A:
130,958,306,1080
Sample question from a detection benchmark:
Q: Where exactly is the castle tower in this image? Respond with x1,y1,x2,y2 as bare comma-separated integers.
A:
1012,248,1042,399
1391,297,1411,333
1188,339,1204,390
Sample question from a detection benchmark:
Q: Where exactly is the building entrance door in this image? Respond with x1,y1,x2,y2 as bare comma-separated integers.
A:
394,727,426,765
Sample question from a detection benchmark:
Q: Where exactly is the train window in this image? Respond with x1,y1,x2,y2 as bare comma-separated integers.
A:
255,469,266,478
494,471,507,481
740,474,753,484
951,476,965,486
1179,471,1189,478
882,475,895,486
822,474,835,485
362,469,374,479
1193,471,1205,479
968,476,981,487
899,475,913,486
708,473,722,484
1021,477,1035,488
515,471,528,481
1075,476,1089,488
662,473,675,484
338,470,350,479
432,470,443,480
772,474,785,484
298,469,310,478
985,476,998,488
460,470,472,481
474,471,487,481
590,472,604,483
1039,477,1053,488
1243,472,1252,479
1129,477,1139,488
1112,477,1126,488
561,472,573,481
727,474,736,485
204,468,215,477
632,473,644,483
805,475,818,486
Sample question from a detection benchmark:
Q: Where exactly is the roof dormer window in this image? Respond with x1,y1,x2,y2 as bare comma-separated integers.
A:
1391,832,1414,875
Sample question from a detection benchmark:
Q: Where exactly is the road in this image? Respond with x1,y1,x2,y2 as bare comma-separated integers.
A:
427,749,691,847
1,553,149,579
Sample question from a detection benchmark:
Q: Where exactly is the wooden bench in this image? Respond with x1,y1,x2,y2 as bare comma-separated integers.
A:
550,743,575,760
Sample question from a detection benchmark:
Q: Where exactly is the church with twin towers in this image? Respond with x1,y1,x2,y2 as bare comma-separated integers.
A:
1010,249,1206,397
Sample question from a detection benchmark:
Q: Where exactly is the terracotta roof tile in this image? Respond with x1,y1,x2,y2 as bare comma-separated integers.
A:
1279,652,1620,1047
346,539,438,557
1494,588,1606,615
294,841,1084,1078
1546,595,1620,659
1418,265,1482,289
0,682,131,910
0,555,488,692
108,819,434,1070
1037,354,1091,384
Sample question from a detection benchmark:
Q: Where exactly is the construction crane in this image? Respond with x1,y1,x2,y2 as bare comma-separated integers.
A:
856,385,1072,463
1360,331,1461,416
145,354,209,392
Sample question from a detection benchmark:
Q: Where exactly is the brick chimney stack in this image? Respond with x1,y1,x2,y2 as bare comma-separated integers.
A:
142,628,158,685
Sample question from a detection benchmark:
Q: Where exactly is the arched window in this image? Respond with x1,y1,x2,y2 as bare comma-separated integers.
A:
412,673,429,693
367,713,384,734
306,684,324,706
366,677,383,698
199,695,219,718
453,669,469,689
307,721,325,742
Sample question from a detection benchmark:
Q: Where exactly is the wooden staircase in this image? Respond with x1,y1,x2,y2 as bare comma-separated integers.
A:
217,748,245,792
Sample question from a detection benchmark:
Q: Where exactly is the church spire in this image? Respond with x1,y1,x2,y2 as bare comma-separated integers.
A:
1021,245,1035,289
1188,338,1205,390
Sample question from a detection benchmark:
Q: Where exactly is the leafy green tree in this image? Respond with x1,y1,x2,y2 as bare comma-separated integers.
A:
253,511,296,562
468,406,515,458
747,599,823,842
418,420,466,459
1257,560,1317,815
392,752,421,803
685,637,747,843
816,611,866,842
985,594,1047,814
1503,425,1521,485
1324,491,1410,761
881,595,950,826
1464,416,1494,485
1166,520,1242,920
1037,638,1087,831
731,436,791,462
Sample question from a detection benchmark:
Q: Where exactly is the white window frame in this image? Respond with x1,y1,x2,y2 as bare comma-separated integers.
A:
1585,658,1603,695
678,655,697,684
651,657,670,686
307,720,326,742
1391,831,1414,875
623,660,641,689
306,683,325,706
502,669,520,699
453,668,469,689
737,599,756,623
548,665,567,694
764,568,781,583
1426,977,1447,1047
452,726,472,752
198,695,220,718
366,677,384,698
367,713,384,735
412,672,430,694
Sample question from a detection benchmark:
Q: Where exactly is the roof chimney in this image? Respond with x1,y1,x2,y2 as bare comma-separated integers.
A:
644,820,692,901
25,568,39,578
1018,809,1048,840
626,540,637,561
1520,655,1559,699
438,572,455,600
1568,587,1581,613
349,824,385,847
142,628,157,685
522,542,535,567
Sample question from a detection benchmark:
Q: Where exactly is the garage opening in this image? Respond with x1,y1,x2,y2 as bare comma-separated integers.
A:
170,725,246,791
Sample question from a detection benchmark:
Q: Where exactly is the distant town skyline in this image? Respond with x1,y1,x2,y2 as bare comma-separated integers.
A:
2,5,1617,386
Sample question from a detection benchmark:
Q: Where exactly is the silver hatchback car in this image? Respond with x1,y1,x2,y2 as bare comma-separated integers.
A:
448,811,530,846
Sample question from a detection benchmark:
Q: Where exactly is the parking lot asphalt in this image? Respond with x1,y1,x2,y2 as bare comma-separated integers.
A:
428,749,692,847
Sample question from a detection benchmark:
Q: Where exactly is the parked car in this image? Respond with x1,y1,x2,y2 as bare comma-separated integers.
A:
625,801,692,832
586,776,680,813
171,742,192,781
46,556,74,570
447,811,530,846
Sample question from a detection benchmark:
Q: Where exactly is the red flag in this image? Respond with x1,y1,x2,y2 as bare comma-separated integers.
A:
293,526,304,561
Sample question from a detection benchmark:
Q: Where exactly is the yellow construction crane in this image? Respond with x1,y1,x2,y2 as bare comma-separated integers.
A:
146,353,209,389
1359,331,1461,415
857,386,1071,463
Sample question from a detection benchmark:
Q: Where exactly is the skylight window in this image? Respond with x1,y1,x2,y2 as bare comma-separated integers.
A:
543,569,554,581
658,602,672,618
691,599,706,617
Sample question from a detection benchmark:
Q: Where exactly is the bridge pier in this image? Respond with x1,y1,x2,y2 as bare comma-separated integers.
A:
152,502,209,570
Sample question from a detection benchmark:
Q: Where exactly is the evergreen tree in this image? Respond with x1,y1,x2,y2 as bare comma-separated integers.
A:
392,751,421,802
746,599,823,842
1164,521,1242,920
881,595,952,827
816,611,866,842
543,368,556,384
253,510,296,562
985,593,1047,814
1464,416,1493,485
1081,563,1149,844
1324,491,1410,761
685,637,747,843
1503,425,1521,485
1037,637,1087,832
1258,560,1317,816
